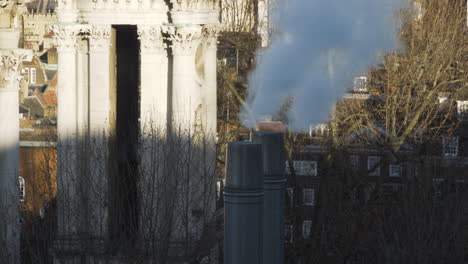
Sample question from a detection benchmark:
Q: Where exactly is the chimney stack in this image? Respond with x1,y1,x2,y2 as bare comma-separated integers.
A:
224,142,264,264
252,131,286,264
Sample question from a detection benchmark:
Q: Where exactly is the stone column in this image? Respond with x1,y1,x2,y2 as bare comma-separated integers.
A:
50,24,82,240
137,25,167,247
202,24,220,138
0,48,32,263
164,24,204,249
86,24,112,241
165,25,203,131
138,25,166,134
198,24,220,227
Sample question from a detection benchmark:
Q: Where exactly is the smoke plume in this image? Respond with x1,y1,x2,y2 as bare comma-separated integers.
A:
243,0,404,131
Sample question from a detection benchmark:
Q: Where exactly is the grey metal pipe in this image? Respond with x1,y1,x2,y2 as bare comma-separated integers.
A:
224,142,264,264
252,131,286,264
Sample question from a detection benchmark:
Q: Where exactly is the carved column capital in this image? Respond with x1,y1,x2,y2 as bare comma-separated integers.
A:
163,25,203,56
0,50,33,91
86,25,112,52
203,24,222,47
137,25,164,54
50,24,81,52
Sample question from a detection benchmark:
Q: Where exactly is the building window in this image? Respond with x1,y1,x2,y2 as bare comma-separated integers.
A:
23,68,29,82
303,188,315,206
288,160,318,176
30,68,36,84
354,76,367,92
367,156,381,176
350,155,359,168
457,101,468,121
442,136,459,157
285,224,293,243
389,164,401,177
286,188,293,207
302,220,312,239
19,177,25,202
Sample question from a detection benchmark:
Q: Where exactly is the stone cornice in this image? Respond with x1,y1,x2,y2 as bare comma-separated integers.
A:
163,25,202,56
137,25,164,54
49,24,82,52
169,0,218,11
0,49,33,91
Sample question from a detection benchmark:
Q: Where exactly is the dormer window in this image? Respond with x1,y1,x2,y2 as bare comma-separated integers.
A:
457,101,468,121
354,76,367,92
30,68,36,84
442,136,459,157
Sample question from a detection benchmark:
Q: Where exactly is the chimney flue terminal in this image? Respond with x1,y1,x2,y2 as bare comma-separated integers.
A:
224,142,264,264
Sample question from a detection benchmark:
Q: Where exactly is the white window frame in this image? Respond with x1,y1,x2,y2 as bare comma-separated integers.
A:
19,176,25,202
457,101,468,121
30,68,36,84
354,76,368,92
367,156,381,176
292,160,318,176
389,164,401,177
350,155,359,168
285,224,293,243
442,136,459,157
302,220,312,239
303,188,315,206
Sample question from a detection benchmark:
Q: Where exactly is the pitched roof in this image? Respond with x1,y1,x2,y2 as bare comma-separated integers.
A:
43,89,57,105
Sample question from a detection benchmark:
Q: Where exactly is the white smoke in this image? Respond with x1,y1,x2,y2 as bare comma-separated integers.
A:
243,0,404,131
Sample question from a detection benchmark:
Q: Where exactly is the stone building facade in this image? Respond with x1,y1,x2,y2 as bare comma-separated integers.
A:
49,0,220,262
0,1,32,263
22,11,57,52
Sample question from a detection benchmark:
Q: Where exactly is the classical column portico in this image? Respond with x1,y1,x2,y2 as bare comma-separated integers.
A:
50,0,220,260
0,49,32,263
87,24,112,239
203,24,221,136
165,25,203,132
138,25,166,133
50,24,82,237
137,25,167,242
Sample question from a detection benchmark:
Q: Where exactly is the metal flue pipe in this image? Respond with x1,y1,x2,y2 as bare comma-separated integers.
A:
252,131,286,264
224,142,264,264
